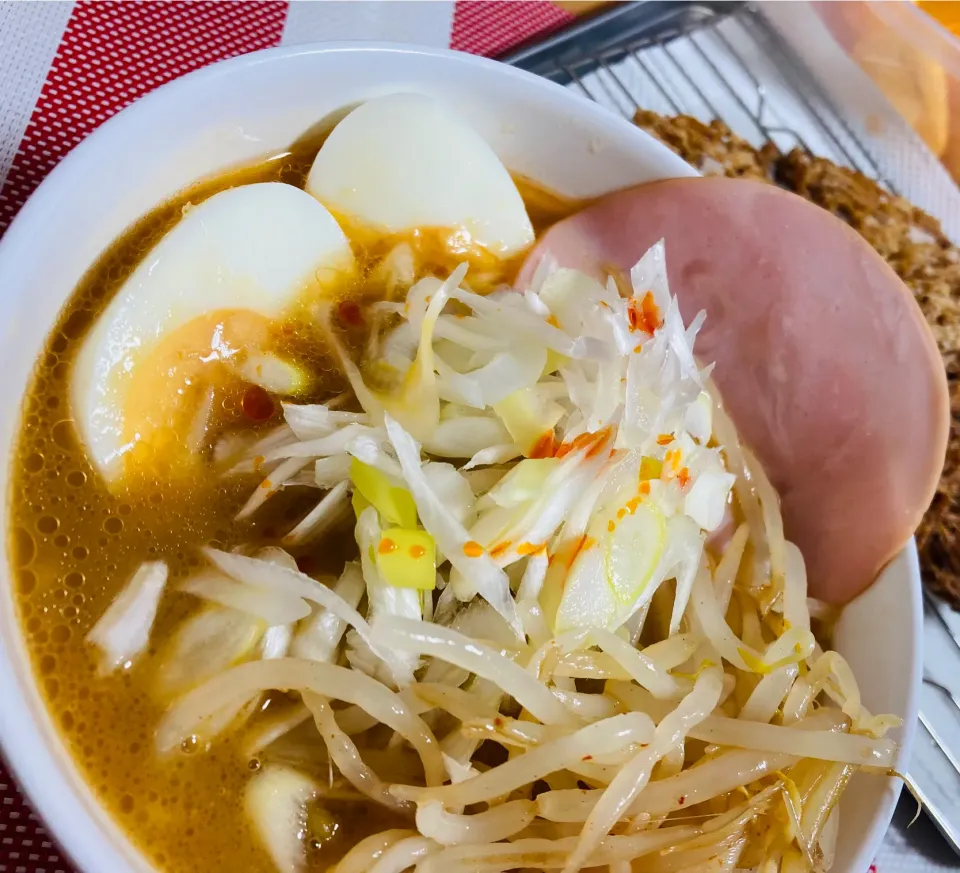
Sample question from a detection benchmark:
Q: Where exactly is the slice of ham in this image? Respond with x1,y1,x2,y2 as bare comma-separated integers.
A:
519,177,948,604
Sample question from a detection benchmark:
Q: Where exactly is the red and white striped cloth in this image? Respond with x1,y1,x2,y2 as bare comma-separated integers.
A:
0,3,572,871
0,0,574,237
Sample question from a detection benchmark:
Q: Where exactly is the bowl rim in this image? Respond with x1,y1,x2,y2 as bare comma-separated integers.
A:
0,36,922,873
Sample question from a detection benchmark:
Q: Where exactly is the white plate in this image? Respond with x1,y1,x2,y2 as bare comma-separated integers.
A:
0,41,919,873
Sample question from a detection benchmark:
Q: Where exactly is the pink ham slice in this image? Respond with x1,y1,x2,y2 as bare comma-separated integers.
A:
519,177,948,604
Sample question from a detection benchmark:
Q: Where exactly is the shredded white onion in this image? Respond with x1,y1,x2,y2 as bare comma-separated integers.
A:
244,765,318,873
290,563,364,663
180,571,309,626
237,457,312,521
281,479,351,545
385,415,522,637
203,548,400,685
87,561,168,674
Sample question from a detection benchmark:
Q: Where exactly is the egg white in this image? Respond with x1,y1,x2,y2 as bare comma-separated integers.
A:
306,93,534,258
71,181,354,484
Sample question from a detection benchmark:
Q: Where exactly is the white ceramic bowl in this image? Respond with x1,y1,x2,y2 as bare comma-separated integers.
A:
0,42,918,873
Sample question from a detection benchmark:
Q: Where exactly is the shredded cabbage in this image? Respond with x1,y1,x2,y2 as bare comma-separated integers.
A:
180,571,310,626
289,563,363,664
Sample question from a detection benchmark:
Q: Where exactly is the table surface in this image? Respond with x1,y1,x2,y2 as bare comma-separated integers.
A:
0,3,956,873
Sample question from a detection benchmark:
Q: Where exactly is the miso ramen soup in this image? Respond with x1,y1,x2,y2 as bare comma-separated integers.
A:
7,94,900,873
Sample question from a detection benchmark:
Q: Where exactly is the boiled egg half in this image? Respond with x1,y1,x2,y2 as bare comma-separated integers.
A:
306,93,535,261
71,182,354,486
73,94,535,487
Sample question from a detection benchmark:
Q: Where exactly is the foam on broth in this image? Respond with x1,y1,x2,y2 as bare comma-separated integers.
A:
7,139,579,872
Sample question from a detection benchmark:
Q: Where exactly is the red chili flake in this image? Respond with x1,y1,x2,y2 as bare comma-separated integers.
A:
337,299,364,328
582,754,593,761
678,795,686,806
664,448,682,472
555,434,579,459
517,542,546,556
627,291,663,335
585,427,613,459
868,866,877,873
566,534,591,568
574,431,596,450
530,431,556,459
642,291,663,331
242,385,275,422
494,716,504,728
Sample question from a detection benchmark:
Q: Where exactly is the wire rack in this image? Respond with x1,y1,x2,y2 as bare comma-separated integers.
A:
506,0,958,856
919,594,960,853
504,0,896,192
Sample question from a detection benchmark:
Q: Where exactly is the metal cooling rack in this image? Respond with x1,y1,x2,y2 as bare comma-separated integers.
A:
503,1,896,192
506,0,960,857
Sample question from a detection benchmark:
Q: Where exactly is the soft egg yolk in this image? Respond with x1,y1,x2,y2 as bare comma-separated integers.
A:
120,309,273,480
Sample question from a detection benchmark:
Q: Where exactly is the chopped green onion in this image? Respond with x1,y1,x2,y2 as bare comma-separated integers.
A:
350,458,418,528
639,456,663,480
542,349,567,377
376,528,437,590
351,489,371,520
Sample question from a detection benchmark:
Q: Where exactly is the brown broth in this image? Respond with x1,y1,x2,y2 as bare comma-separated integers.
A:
7,141,581,871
